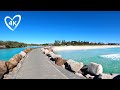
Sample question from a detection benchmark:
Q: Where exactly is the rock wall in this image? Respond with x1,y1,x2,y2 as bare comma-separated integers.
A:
41,46,120,79
0,48,33,79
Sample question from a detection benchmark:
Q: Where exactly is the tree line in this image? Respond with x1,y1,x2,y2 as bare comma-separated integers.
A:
0,40,119,48
52,40,120,46
0,41,44,48
0,41,28,48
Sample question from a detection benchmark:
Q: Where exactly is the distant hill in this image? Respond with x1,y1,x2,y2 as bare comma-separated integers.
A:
0,41,41,48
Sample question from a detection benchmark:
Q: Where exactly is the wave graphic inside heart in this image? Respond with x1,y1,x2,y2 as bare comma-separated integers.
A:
4,15,21,31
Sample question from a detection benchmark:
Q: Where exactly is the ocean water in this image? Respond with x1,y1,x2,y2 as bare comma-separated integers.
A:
55,47,120,74
0,47,25,61
0,46,42,61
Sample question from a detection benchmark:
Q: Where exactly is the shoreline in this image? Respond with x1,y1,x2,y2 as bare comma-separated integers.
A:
52,45,120,51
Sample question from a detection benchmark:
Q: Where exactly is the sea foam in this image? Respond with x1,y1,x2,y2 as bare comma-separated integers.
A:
100,54,120,60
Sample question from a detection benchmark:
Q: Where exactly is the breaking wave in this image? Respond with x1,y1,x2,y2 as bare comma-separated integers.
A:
100,53,120,60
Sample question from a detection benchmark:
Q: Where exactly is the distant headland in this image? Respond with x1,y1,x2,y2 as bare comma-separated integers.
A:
0,40,120,49
0,41,41,49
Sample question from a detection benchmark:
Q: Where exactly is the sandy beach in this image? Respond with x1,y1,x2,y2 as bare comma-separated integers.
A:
52,45,120,51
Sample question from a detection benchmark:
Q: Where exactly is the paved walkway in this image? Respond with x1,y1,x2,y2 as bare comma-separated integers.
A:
15,48,85,79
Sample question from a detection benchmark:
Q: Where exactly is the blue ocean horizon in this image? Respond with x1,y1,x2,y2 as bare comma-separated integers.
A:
55,47,120,74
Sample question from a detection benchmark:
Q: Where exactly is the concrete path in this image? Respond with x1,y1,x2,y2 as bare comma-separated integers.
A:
15,48,85,79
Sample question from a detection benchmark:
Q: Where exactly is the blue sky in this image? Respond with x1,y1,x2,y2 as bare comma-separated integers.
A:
0,11,120,44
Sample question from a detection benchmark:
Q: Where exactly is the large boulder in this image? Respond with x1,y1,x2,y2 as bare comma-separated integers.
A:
87,62,103,75
4,58,24,79
54,57,66,66
13,54,22,62
41,48,44,51
85,74,95,79
51,54,62,59
64,62,74,72
93,74,102,79
0,61,7,79
66,60,84,73
43,49,49,55
80,65,89,76
42,47,55,55
23,48,32,54
5,54,22,71
100,73,119,79
44,47,53,52
46,51,55,57
19,51,26,58
113,75,120,79
48,52,62,61
61,65,65,68
41,48,45,53
4,66,18,79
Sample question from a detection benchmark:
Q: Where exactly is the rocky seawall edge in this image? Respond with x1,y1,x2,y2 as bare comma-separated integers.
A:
41,46,120,79
0,48,33,79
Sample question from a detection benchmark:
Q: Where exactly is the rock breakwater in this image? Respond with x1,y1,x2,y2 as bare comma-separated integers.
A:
0,48,33,79
41,47,120,79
